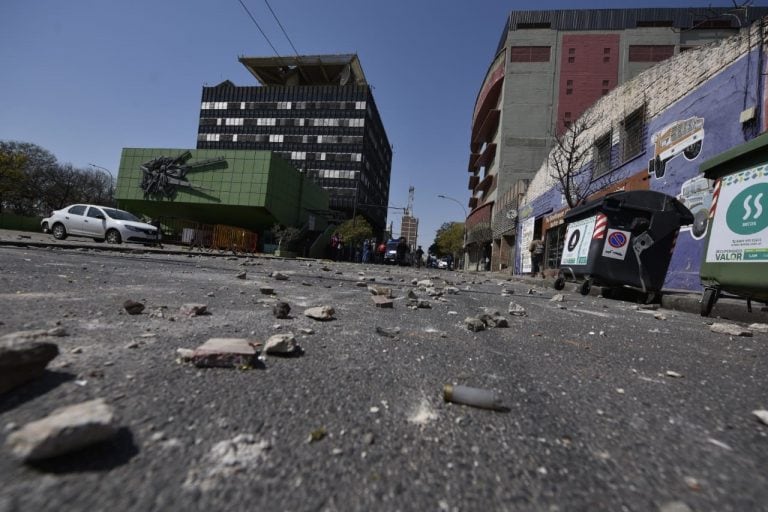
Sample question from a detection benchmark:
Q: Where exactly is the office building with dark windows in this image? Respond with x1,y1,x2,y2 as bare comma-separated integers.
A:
466,7,768,272
196,54,392,233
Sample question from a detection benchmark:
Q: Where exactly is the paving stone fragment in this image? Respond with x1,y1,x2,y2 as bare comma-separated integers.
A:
180,303,208,317
176,348,194,362
271,272,289,281
464,317,486,332
710,322,753,337
259,286,275,295
264,333,299,355
444,286,459,295
299,328,314,335
426,287,443,297
375,326,399,338
304,306,335,321
6,398,117,461
549,294,565,302
748,323,768,333
508,302,527,316
666,370,684,378
406,289,418,300
367,285,393,298
659,501,692,512
0,332,60,394
372,295,394,308
752,409,768,425
236,271,246,280
123,300,145,315
272,302,291,319
416,279,433,288
192,338,260,368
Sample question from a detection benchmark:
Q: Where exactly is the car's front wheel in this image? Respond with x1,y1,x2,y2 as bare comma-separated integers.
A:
106,229,122,244
52,223,67,240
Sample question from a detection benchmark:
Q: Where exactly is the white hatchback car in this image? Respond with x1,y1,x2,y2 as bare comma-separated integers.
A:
41,204,159,245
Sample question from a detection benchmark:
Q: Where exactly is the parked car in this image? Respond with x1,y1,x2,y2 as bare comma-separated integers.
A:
41,204,159,245
437,258,449,269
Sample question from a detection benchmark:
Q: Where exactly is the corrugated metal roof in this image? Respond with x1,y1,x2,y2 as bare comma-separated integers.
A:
496,7,768,53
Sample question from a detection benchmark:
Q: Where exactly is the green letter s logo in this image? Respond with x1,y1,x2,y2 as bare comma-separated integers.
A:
726,183,768,235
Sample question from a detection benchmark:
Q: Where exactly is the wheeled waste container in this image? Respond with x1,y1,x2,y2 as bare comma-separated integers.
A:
553,190,693,301
698,133,768,316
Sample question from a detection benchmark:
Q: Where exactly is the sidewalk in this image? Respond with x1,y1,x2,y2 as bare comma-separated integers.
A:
482,269,768,325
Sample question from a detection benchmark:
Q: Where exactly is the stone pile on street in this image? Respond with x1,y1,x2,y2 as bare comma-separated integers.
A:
0,242,766,511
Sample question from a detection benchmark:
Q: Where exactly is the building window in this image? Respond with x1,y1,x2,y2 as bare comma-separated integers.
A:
628,45,674,62
566,80,573,95
593,131,612,177
602,79,610,96
620,106,646,161
510,46,551,62
516,22,551,29
636,20,674,27
563,112,572,129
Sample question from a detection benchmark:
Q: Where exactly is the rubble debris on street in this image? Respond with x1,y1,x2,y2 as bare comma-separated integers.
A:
710,322,753,337
304,306,335,321
123,300,145,315
180,303,208,317
272,301,291,319
753,409,768,426
191,338,261,368
263,333,299,355
375,326,399,338
367,285,393,298
508,302,527,316
464,317,486,332
5,398,118,461
372,295,394,308
0,330,60,394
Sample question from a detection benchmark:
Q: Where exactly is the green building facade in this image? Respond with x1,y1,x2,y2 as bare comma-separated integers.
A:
117,148,329,235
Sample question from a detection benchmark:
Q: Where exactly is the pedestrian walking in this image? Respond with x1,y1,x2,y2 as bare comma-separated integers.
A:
414,246,424,268
529,237,545,277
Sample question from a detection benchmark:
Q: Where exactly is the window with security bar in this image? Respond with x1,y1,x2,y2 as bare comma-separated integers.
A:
593,131,613,177
620,106,646,162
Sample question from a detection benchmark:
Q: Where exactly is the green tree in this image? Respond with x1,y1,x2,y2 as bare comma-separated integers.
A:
336,215,373,246
0,150,26,213
271,223,302,252
434,221,464,258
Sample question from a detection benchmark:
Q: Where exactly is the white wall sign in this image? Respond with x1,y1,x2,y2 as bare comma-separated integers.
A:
601,228,632,260
520,216,535,273
561,216,597,266
705,164,768,263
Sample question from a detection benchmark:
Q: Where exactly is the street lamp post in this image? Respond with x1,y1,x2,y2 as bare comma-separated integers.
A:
88,163,115,205
437,194,468,270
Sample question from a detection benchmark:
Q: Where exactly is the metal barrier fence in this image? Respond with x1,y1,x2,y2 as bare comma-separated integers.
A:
156,217,258,255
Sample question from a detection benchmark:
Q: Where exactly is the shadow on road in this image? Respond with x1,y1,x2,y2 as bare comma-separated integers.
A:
0,370,76,414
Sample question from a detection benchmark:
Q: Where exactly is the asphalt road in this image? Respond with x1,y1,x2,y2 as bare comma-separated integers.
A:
0,244,767,511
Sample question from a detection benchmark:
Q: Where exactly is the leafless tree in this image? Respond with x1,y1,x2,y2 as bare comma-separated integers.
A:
549,114,621,208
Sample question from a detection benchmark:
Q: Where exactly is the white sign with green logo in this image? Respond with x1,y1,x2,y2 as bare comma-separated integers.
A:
705,164,768,263
561,215,597,266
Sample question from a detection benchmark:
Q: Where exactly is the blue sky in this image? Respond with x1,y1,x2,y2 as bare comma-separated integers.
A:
1,0,762,246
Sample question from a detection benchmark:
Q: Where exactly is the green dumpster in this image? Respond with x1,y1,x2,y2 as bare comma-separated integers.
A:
699,132,768,316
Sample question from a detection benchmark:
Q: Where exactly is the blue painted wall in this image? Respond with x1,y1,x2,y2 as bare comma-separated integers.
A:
516,47,764,291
